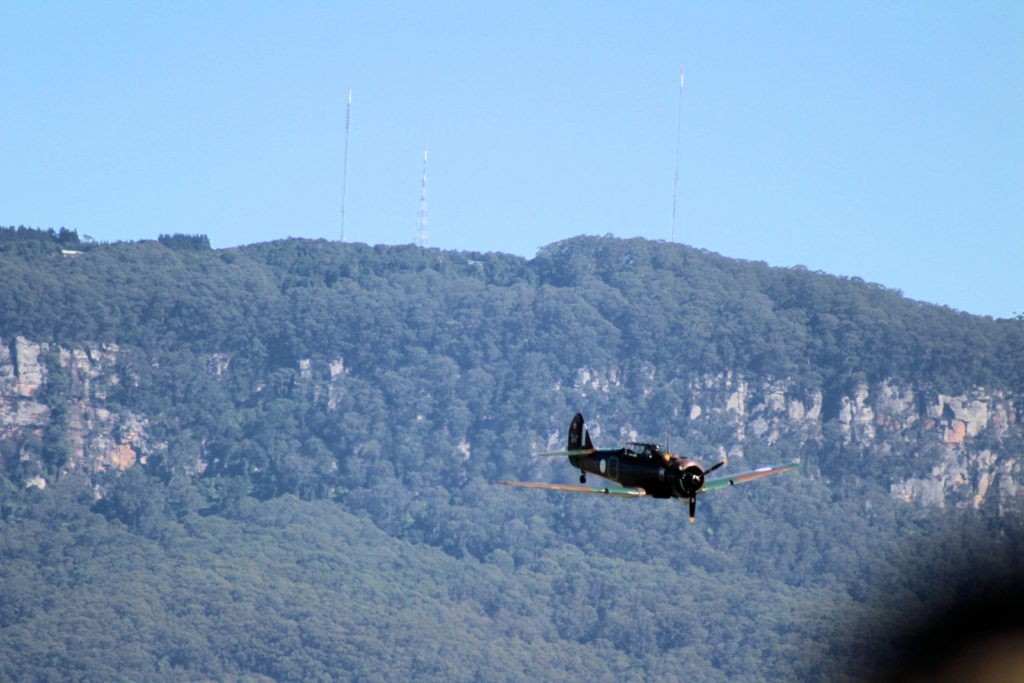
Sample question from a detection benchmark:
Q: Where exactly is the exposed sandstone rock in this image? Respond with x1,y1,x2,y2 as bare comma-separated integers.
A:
1,332,1020,514
673,371,1020,512
0,335,152,480
13,336,45,397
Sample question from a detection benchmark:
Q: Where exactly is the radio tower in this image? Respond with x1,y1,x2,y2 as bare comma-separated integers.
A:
340,89,352,242
415,143,428,247
671,64,684,243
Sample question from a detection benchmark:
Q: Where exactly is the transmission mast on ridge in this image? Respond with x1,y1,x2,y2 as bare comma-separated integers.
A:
671,64,684,243
341,89,352,242
415,143,428,247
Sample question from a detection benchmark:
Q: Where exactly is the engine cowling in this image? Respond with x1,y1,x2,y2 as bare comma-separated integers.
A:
676,462,705,497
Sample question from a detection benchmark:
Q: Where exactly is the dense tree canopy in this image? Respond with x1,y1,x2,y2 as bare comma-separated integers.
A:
1,227,1022,680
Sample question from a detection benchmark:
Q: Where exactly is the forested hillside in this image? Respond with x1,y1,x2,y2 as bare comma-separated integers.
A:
1,226,1023,680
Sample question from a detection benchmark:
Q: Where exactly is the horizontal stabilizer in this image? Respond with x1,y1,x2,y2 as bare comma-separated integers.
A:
498,481,646,498
700,462,799,493
536,449,596,457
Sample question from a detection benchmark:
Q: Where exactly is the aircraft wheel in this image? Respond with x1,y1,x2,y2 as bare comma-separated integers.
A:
579,473,586,483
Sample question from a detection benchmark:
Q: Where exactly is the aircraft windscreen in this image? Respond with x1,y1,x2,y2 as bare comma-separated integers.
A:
625,442,663,459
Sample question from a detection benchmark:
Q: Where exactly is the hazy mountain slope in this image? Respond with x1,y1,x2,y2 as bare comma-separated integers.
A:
1,227,1022,680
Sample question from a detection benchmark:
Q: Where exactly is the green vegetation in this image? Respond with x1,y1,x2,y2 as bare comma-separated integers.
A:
1,227,1022,679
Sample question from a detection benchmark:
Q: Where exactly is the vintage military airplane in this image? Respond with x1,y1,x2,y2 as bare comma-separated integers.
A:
499,413,798,521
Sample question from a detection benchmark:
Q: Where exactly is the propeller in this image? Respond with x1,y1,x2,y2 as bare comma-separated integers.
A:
704,459,727,476
676,459,727,522
676,464,704,522
679,465,704,494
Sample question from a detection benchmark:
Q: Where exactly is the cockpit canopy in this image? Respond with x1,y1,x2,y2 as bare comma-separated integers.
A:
624,442,667,459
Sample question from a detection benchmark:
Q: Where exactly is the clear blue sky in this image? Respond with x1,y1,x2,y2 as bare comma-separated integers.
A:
3,2,1022,318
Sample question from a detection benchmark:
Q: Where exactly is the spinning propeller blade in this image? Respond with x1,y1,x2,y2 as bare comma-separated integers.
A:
703,459,727,476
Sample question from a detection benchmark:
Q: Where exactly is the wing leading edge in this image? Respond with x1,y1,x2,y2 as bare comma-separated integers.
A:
700,462,799,493
534,449,596,457
498,481,647,498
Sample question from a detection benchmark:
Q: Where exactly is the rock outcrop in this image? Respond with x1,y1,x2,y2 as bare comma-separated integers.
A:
3,331,1021,513
0,335,153,489
682,373,1021,514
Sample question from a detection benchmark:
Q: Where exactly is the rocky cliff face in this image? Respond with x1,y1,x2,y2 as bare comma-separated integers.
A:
3,332,1021,514
678,372,1021,514
573,365,1023,515
0,335,153,489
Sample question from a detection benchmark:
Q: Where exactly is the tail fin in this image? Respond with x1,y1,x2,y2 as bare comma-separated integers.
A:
568,413,594,451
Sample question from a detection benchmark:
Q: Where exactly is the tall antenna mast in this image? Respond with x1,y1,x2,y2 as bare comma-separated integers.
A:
416,143,428,247
341,89,352,242
671,64,684,243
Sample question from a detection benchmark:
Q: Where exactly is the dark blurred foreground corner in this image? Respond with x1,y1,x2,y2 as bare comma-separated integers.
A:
877,582,1024,682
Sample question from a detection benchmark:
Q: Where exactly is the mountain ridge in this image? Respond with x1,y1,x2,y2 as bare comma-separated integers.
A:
3,230,1019,511
1,227,1023,679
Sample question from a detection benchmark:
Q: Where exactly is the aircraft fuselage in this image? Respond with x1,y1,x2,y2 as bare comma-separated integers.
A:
571,445,702,499
500,412,798,521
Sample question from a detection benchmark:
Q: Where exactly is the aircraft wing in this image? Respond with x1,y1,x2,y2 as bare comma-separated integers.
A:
699,462,799,493
535,449,596,457
498,481,647,498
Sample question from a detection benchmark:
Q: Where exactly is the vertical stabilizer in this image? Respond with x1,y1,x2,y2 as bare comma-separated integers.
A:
567,413,588,474
568,413,586,451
